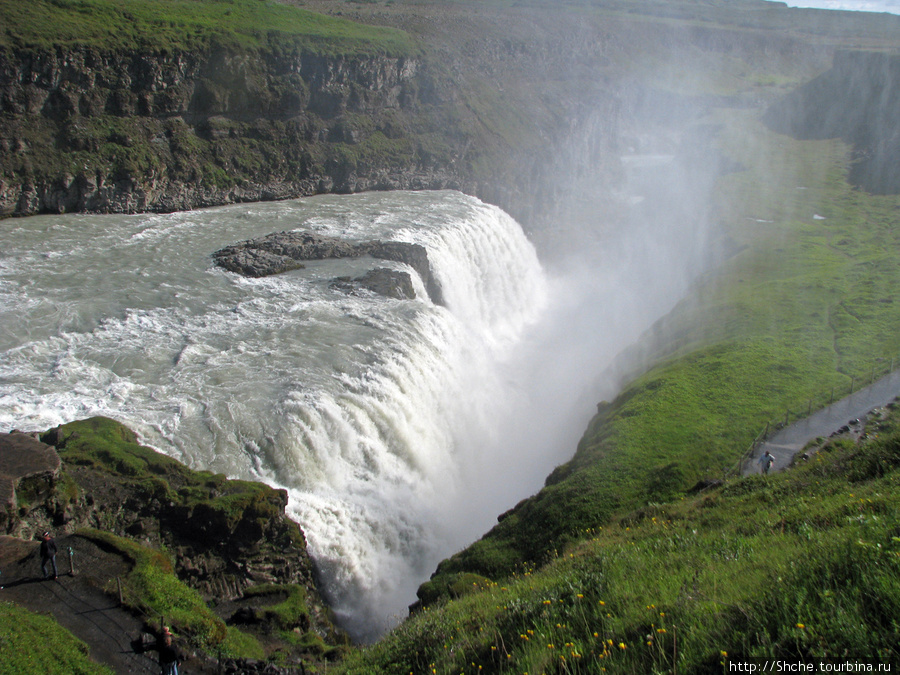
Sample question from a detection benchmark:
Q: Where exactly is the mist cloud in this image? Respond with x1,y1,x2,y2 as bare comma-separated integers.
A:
766,0,900,13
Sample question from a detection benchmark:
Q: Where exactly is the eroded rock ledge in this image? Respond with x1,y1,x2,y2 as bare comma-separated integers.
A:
213,230,444,305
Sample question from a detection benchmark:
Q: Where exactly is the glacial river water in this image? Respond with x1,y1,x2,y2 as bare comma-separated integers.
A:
1,180,714,639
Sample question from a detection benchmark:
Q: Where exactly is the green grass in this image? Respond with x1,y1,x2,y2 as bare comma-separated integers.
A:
0,602,115,675
0,0,416,55
78,529,260,654
242,583,311,630
337,417,900,673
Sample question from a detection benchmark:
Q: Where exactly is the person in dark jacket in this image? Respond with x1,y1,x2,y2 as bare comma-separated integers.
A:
157,626,182,675
39,531,58,580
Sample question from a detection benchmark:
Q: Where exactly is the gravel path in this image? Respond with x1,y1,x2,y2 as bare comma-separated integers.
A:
743,369,900,475
1,534,164,674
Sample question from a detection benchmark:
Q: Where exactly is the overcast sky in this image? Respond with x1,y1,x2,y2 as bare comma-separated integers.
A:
766,0,900,12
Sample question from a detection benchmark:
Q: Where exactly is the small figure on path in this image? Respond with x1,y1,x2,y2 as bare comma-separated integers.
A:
758,450,775,475
157,626,182,675
39,531,58,580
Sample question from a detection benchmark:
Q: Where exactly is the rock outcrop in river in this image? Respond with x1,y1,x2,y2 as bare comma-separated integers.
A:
214,230,444,304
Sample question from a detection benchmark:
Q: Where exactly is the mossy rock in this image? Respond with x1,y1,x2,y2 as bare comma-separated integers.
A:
417,572,494,606
42,417,187,480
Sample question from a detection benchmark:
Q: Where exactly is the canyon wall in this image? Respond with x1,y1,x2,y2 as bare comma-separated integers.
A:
0,45,470,217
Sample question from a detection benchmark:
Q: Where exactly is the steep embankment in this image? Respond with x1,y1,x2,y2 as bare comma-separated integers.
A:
1,417,345,672
337,402,900,673
0,0,468,217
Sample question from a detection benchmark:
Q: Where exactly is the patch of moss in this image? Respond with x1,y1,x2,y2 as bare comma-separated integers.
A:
43,417,294,543
43,417,188,480
77,528,255,653
0,0,417,56
242,583,310,631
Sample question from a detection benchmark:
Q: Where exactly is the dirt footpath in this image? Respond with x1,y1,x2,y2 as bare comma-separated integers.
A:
744,370,900,475
1,533,163,674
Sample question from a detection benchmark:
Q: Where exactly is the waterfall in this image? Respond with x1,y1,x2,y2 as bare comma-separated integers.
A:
275,195,550,639
0,190,548,640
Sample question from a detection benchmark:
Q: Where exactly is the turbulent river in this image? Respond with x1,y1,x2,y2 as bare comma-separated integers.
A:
0,182,712,640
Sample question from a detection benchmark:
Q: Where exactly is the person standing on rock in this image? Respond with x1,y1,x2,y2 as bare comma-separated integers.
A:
39,531,58,580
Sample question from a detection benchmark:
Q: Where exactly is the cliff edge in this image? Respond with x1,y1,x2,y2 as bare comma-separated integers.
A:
0,417,346,672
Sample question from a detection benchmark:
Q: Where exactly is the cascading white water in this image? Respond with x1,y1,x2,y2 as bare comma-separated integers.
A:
1,157,718,641
0,190,548,640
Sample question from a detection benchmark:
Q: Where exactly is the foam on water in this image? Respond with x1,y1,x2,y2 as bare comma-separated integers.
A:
1,171,718,640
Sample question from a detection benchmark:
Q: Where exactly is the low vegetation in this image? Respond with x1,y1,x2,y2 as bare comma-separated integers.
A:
337,408,900,673
0,0,416,55
0,602,114,675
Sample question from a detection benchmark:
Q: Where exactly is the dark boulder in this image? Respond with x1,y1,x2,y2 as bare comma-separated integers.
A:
331,267,416,300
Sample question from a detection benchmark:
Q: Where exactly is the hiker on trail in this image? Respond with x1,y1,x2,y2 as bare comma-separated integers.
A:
39,531,58,580
157,626,182,675
758,450,775,475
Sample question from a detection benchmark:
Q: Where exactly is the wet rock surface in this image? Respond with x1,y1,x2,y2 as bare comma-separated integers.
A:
331,267,417,300
214,229,444,304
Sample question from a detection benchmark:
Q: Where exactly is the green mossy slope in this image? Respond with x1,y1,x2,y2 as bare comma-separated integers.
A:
0,601,114,675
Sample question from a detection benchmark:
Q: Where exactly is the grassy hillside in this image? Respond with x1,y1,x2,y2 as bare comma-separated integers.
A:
421,85,900,596
339,408,900,673
0,602,114,675
0,0,416,55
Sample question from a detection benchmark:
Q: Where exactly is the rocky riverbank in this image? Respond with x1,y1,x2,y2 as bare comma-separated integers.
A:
0,417,346,671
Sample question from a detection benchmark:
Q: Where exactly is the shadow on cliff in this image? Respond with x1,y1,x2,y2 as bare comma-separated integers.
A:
763,50,900,194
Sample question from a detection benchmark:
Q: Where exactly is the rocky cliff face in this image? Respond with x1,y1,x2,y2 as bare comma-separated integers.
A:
0,44,467,217
3,417,342,649
764,50,900,194
0,46,418,118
